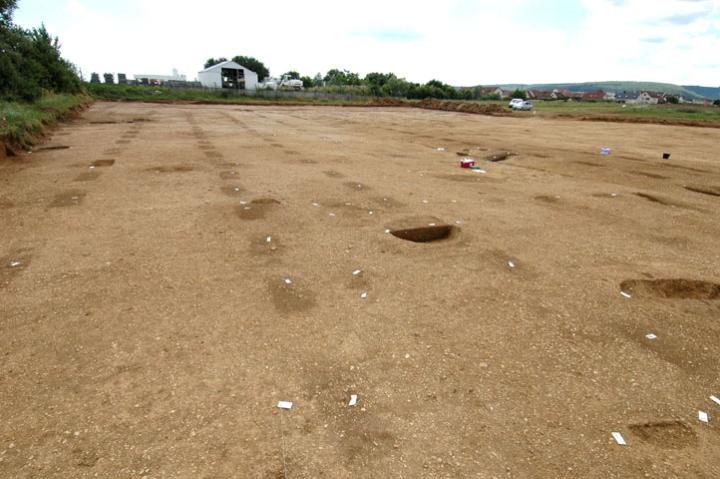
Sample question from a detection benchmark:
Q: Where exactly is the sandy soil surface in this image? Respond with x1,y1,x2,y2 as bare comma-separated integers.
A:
1,101,720,478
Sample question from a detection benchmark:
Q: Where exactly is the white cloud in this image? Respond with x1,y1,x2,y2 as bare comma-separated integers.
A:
17,0,720,85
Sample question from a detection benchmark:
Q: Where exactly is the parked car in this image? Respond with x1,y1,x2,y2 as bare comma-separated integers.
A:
508,98,525,109
517,100,533,110
509,99,533,110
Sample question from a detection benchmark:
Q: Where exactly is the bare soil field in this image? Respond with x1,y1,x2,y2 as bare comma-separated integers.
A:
1,102,719,478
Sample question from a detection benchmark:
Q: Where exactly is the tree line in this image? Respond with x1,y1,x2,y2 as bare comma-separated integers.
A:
0,0,82,101
204,57,503,100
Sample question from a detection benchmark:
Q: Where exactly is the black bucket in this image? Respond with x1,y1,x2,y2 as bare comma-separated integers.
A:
662,153,671,160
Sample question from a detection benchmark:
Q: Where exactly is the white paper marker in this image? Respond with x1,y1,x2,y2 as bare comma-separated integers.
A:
360,292,368,299
352,270,361,276
284,278,292,285
710,395,720,406
612,432,626,446
277,401,293,410
620,291,632,299
266,236,272,243
508,261,515,268
645,333,657,340
348,394,358,407
9,261,22,268
699,411,709,423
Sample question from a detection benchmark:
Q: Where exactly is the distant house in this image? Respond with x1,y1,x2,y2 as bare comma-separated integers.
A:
615,91,639,103
603,91,616,101
527,89,554,100
480,87,505,98
582,90,606,101
634,91,661,105
553,89,583,101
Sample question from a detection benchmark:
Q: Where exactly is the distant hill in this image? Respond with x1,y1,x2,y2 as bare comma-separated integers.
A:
493,81,719,100
683,85,720,100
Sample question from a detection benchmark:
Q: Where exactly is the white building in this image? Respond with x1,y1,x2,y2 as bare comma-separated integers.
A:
134,69,186,83
198,61,258,90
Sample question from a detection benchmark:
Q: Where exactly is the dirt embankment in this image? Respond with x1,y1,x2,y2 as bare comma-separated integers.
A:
414,98,508,115
1,102,90,160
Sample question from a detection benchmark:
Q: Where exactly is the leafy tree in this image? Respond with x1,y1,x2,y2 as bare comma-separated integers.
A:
282,71,300,80
364,72,397,95
381,76,410,97
0,0,17,26
204,57,227,69
231,56,269,81
300,76,314,89
666,95,679,104
324,69,361,86
0,22,82,101
312,73,324,87
511,89,527,100
713,99,719,107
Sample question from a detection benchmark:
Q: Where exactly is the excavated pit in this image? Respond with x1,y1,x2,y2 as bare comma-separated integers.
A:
629,421,697,449
620,279,720,300
390,224,457,243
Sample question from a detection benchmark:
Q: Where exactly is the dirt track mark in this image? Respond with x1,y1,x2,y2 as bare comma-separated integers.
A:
236,198,281,220
372,196,405,209
629,421,697,449
633,192,686,208
324,170,344,178
92,159,115,167
1,250,32,289
35,145,71,152
684,185,720,197
343,181,370,191
73,171,101,182
662,163,711,174
204,150,224,160
220,185,245,197
49,190,86,208
146,165,194,173
534,195,560,203
219,171,239,180
0,197,14,209
267,277,317,314
187,112,224,160
574,161,605,168
434,173,486,183
620,279,720,300
250,234,282,255
631,171,669,180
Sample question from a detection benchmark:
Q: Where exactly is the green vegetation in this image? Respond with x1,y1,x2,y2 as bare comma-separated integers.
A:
0,1,82,101
499,81,718,100
85,83,378,105
528,100,720,124
0,93,88,148
1,0,86,151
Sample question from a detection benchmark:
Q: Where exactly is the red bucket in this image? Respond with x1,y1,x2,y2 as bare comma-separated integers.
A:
460,158,475,168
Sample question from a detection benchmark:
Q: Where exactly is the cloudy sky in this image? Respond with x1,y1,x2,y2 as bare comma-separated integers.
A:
13,0,720,86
